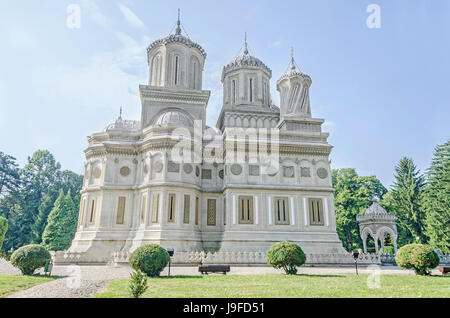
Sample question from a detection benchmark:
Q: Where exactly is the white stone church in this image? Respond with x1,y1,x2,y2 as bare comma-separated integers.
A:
61,16,356,265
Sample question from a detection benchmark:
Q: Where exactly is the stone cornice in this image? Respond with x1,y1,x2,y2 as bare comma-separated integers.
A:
139,85,210,105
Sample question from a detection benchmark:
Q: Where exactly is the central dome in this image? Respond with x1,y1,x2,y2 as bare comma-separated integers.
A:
154,110,194,128
222,53,272,81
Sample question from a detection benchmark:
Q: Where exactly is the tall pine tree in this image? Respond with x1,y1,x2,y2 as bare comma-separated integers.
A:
390,157,426,245
424,140,450,253
42,190,78,251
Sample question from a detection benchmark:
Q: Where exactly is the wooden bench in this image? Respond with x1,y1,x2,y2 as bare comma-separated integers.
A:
198,265,230,275
439,266,450,275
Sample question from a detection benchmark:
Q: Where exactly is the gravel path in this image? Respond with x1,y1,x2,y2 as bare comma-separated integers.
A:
5,265,133,298
1,260,439,298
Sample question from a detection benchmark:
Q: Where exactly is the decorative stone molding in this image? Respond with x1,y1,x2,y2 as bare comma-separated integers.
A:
154,161,163,173
183,163,193,174
230,164,242,176
283,166,295,178
317,168,328,179
301,167,311,177
120,166,130,177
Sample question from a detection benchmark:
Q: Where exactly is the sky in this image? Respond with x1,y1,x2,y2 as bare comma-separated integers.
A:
0,0,448,188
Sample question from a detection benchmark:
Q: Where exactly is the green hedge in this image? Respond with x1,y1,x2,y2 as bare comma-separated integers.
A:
129,244,170,277
266,241,306,275
395,244,439,275
10,244,51,275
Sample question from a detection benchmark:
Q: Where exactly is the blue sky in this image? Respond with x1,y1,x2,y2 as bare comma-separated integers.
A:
0,0,448,187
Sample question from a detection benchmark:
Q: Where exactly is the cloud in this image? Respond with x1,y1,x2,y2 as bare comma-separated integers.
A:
269,39,283,48
30,34,149,122
80,0,110,30
117,3,145,29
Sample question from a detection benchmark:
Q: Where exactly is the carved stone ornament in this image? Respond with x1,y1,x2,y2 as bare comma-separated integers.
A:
230,164,242,176
183,163,193,174
249,165,260,176
301,167,311,177
92,167,102,179
202,169,212,180
168,161,180,173
154,161,163,173
317,168,328,179
120,166,131,177
283,166,295,178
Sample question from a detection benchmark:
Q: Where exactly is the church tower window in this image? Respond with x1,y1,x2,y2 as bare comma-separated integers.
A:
249,78,253,102
151,193,159,223
238,196,254,224
232,80,236,105
168,193,176,223
116,197,126,225
207,199,216,226
274,197,289,225
309,198,324,226
174,56,180,86
183,195,190,224
89,199,96,224
140,195,147,224
195,197,199,225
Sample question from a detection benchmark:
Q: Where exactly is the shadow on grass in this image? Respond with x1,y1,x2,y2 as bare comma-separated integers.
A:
294,274,345,278
156,275,204,280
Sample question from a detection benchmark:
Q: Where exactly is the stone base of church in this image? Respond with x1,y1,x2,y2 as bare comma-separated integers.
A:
54,231,379,266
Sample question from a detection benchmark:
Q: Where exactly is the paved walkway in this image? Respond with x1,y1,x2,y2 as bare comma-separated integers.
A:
1,260,441,298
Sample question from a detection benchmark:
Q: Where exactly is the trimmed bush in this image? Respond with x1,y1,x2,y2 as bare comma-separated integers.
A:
129,270,148,298
395,244,440,275
10,244,51,275
266,241,306,275
0,216,7,251
129,244,170,277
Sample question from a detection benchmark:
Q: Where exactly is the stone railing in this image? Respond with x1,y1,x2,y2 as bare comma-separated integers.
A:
111,251,381,266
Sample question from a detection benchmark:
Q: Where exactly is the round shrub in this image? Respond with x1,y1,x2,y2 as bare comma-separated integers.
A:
266,241,306,275
129,244,170,277
10,244,51,275
395,244,440,275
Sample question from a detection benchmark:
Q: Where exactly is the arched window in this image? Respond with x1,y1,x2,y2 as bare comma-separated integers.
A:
174,55,180,86
249,78,253,102
232,80,236,105
151,54,162,86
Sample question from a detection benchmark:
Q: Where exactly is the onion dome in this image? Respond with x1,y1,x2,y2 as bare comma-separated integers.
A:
146,10,206,58
277,47,311,85
154,109,194,128
105,107,140,131
221,33,271,81
357,200,397,222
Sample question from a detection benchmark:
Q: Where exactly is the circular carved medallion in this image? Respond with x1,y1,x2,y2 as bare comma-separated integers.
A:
317,168,328,179
230,164,242,176
183,163,193,174
92,167,101,179
120,166,130,177
284,166,294,178
154,161,163,173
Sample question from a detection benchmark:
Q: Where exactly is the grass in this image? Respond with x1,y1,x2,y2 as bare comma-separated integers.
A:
94,274,450,298
0,275,54,297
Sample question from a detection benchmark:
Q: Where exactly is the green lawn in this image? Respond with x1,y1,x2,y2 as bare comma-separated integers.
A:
94,274,450,298
0,275,54,297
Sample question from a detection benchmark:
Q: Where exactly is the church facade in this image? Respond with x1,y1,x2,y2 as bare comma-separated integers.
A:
66,17,347,264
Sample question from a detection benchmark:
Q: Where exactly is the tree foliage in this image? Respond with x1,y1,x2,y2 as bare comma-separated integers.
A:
0,216,8,251
0,150,82,251
390,157,426,245
332,168,387,251
41,190,78,251
0,152,20,198
423,140,450,253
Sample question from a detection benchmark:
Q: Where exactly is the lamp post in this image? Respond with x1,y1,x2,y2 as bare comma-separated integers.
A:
352,251,359,275
167,248,174,277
